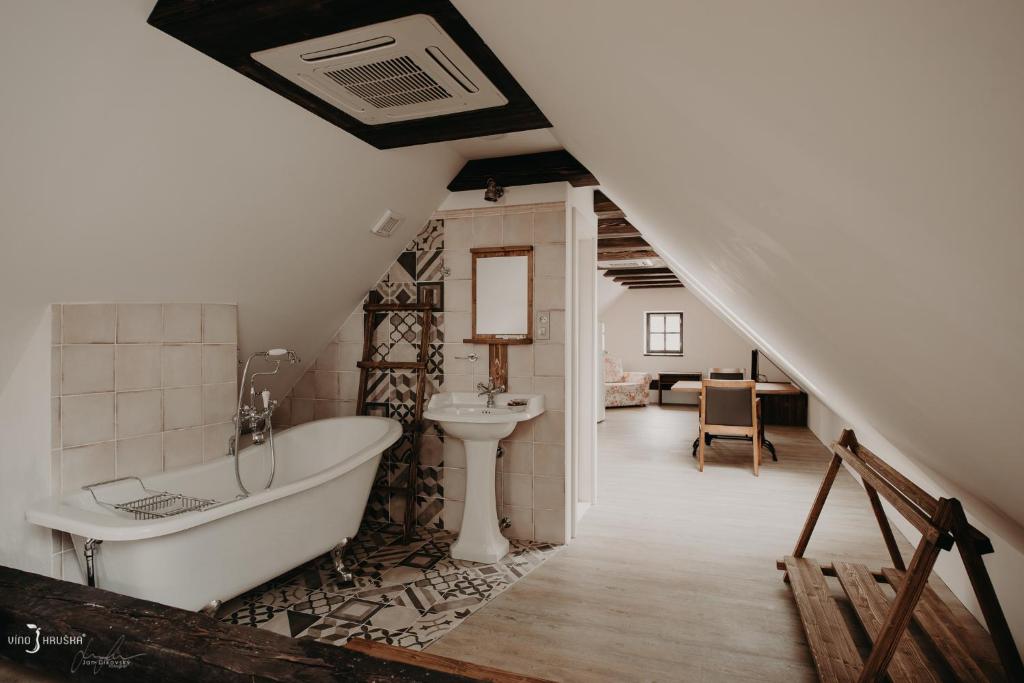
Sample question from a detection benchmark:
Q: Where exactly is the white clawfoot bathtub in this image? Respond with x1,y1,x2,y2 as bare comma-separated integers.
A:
27,416,401,611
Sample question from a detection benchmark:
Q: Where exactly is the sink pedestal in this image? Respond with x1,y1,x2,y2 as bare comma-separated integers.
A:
450,438,509,564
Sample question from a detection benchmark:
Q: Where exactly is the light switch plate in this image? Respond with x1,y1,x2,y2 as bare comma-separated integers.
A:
535,310,550,340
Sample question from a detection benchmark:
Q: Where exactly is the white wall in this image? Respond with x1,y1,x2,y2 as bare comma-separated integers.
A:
807,395,1024,654
601,286,752,404
0,310,53,576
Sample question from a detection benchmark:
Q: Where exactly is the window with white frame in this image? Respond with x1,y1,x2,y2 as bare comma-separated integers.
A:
644,311,683,355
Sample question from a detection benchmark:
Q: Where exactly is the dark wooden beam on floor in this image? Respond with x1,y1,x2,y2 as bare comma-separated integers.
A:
627,283,684,289
447,150,597,191
593,190,625,219
601,267,672,277
597,249,661,261
0,565,548,683
147,1,553,151
597,219,640,237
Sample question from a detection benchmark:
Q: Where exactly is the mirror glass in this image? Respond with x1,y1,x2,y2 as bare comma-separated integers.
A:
474,252,531,338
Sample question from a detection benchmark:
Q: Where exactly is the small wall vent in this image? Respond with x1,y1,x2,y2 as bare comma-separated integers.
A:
371,210,403,238
252,15,507,125
602,258,656,268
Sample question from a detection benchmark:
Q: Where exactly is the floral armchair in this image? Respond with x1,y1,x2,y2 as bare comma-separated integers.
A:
603,355,653,407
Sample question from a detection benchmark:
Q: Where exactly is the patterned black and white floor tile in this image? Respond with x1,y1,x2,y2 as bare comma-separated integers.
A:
217,523,559,651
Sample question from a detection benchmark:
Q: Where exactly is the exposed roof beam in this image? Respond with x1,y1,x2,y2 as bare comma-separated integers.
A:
597,219,640,237
447,150,597,191
596,236,650,252
613,276,679,284
597,249,661,261
600,267,673,277
627,284,684,289
593,190,625,219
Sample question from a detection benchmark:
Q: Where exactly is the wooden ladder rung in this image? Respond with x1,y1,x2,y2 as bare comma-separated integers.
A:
784,557,862,683
363,303,435,312
833,562,938,683
881,567,991,683
357,361,426,370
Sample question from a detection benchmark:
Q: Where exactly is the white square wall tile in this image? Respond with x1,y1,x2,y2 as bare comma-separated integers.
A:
339,371,359,400
62,304,115,344
548,310,566,344
534,508,566,544
51,346,61,397
163,304,201,342
51,398,60,449
336,313,363,343
291,399,315,425
163,386,202,430
445,249,472,280
445,312,471,341
502,212,533,245
535,244,566,278
202,304,237,343
202,344,237,384
533,376,564,410
115,434,163,478
444,280,471,312
506,376,533,393
500,441,533,474
293,371,316,399
203,422,233,461
502,473,533,508
62,393,114,447
203,382,236,424
162,344,202,387
115,345,161,391
338,342,362,370
116,389,162,438
534,443,566,477
533,210,566,244
473,214,502,246
533,476,565,510
507,344,534,377
314,371,340,399
535,278,566,311
443,217,474,250
61,344,114,395
534,344,565,377
164,428,203,470
442,437,466,468
51,304,61,344
506,417,534,443
534,410,565,444
316,343,341,371
501,506,534,541
61,442,115,492
116,304,162,343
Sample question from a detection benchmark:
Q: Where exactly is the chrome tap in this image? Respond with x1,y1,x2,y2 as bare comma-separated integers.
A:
476,379,505,408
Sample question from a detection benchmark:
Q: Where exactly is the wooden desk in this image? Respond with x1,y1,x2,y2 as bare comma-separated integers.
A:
670,381,801,395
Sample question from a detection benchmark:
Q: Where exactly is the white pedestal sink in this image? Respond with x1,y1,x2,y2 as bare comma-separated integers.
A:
424,392,545,564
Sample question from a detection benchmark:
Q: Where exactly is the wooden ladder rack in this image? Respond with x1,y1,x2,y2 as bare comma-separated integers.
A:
779,428,1023,682
355,292,433,541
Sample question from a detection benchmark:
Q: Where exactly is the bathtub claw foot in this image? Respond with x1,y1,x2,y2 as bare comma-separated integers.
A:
331,538,354,584
200,599,222,617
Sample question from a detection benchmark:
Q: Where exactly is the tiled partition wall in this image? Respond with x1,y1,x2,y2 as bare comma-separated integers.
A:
277,202,567,543
50,303,238,579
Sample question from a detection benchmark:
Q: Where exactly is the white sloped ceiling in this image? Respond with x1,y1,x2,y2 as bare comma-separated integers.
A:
453,1,1024,539
0,1,462,395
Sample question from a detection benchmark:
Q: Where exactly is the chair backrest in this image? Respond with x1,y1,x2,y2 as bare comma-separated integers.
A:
702,379,756,427
603,355,625,383
709,367,744,380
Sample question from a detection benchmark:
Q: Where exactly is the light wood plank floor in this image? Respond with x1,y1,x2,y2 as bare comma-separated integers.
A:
430,404,922,682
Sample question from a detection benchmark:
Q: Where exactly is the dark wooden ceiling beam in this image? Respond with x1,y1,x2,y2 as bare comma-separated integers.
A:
148,0,551,150
601,267,672,277
597,220,640,238
593,190,625,219
447,150,597,191
627,284,684,289
597,249,661,261
596,237,650,252
613,276,679,284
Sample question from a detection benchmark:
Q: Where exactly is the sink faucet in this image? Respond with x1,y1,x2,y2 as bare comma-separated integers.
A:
476,380,506,408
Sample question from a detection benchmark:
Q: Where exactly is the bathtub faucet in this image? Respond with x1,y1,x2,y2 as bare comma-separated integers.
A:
231,349,301,496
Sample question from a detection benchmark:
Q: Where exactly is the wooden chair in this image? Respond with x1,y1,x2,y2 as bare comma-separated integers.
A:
697,379,762,475
709,367,744,379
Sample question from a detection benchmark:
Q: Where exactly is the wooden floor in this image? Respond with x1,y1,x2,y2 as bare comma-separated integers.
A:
430,405,930,682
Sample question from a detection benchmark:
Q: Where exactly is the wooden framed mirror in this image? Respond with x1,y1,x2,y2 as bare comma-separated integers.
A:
468,245,533,345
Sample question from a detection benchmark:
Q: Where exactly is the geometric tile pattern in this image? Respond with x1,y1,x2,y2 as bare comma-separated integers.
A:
218,522,559,652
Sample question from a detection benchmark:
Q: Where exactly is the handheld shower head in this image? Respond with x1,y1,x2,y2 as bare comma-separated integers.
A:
264,348,301,364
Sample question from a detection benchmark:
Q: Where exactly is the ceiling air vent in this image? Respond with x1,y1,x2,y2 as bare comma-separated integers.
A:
371,210,403,238
251,15,507,125
603,258,657,268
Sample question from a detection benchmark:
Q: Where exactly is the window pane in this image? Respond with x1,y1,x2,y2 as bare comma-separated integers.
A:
666,333,681,351
665,315,681,333
649,314,664,332
649,334,665,351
